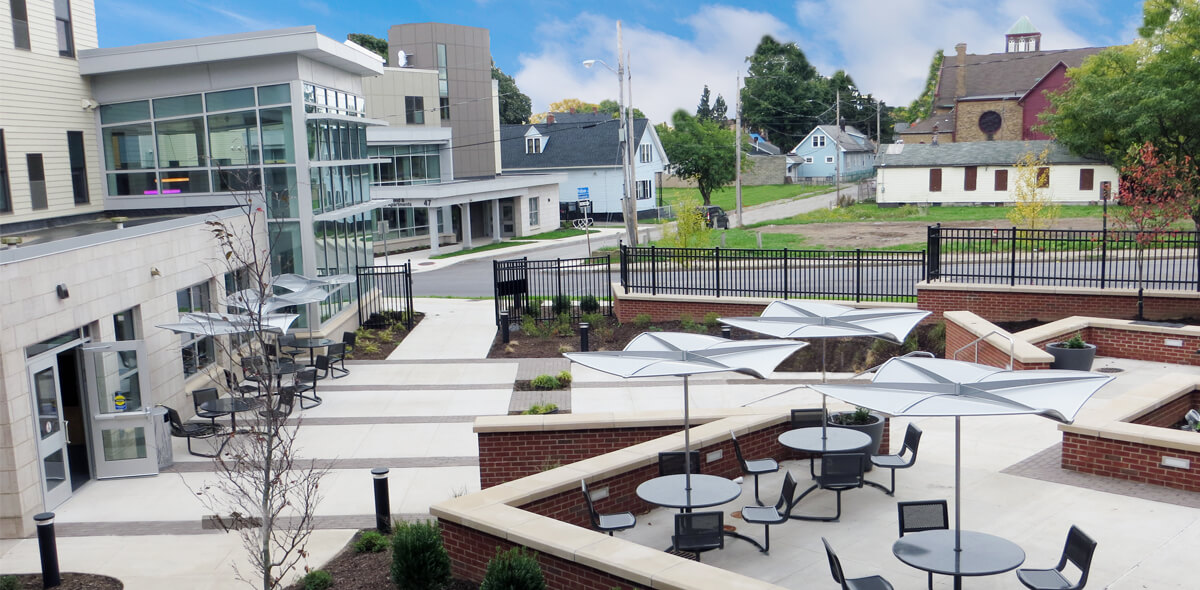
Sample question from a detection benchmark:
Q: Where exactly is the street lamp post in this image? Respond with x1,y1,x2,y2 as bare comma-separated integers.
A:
584,21,638,246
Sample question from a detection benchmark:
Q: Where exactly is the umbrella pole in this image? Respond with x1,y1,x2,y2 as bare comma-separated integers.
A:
821,338,827,383
955,415,962,553
683,375,692,493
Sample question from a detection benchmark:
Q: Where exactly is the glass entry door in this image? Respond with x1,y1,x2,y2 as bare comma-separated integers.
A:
501,202,515,235
82,341,158,479
28,356,72,508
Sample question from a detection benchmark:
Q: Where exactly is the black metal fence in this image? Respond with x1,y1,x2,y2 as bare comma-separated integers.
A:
356,263,415,329
619,245,926,302
493,255,614,324
928,225,1200,291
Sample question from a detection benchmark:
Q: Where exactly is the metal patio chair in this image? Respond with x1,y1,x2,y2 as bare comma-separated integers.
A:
794,453,866,522
164,406,226,458
822,537,894,590
740,471,799,553
672,511,724,562
869,423,923,495
731,429,779,506
192,387,229,430
898,499,949,589
658,451,701,477
1016,525,1097,590
581,479,635,536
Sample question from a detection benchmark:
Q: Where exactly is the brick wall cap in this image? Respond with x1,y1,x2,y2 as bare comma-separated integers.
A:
1060,373,1200,454
574,535,688,587
474,407,778,433
653,558,786,590
945,310,1054,363
615,283,919,310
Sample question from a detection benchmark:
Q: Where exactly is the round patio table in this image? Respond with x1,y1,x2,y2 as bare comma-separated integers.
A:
892,529,1025,590
200,397,263,434
778,426,871,454
286,337,335,366
636,474,741,510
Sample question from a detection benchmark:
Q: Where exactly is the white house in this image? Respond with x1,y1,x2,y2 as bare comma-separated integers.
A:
874,140,1118,206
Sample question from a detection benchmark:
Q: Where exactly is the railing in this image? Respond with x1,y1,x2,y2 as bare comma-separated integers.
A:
619,245,925,302
356,263,415,330
493,255,614,324
928,225,1200,291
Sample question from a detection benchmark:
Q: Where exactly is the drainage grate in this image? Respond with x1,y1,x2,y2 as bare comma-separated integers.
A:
1096,367,1124,374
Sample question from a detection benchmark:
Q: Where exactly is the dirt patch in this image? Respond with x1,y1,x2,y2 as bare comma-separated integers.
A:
0,573,122,590
768,217,1106,249
284,531,479,590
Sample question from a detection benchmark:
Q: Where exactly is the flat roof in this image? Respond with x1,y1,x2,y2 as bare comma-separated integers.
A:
79,26,384,77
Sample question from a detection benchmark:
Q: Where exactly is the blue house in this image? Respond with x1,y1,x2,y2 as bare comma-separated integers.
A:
787,125,875,182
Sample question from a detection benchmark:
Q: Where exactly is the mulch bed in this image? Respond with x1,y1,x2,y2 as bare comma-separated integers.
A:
0,573,122,589
284,531,478,590
489,316,945,374
344,313,424,361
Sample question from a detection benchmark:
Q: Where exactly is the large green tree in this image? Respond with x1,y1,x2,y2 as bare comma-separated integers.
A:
492,65,532,125
740,35,824,149
695,86,728,123
658,110,749,206
597,99,646,120
1042,0,1200,228
348,33,388,63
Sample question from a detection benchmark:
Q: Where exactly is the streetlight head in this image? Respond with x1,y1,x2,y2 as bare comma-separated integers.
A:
583,60,597,68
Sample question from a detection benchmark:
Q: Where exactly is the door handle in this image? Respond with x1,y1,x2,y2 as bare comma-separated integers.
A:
63,419,70,444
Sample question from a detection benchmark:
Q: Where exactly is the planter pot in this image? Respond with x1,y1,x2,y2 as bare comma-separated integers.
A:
828,411,885,470
1046,343,1097,371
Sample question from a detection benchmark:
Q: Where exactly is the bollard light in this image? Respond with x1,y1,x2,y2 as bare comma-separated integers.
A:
500,311,510,344
34,512,60,589
372,467,391,534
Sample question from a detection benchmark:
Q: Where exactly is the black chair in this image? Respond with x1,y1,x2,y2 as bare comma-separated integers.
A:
791,408,826,476
730,430,779,505
313,354,332,380
672,511,724,562
223,368,259,397
581,480,635,536
898,500,949,589
258,388,296,422
869,423,923,495
740,471,799,553
294,367,321,409
192,387,230,430
326,342,349,378
341,331,356,356
277,334,303,360
822,538,894,590
658,451,701,476
164,406,227,458
794,453,866,522
1016,525,1097,590
241,356,268,388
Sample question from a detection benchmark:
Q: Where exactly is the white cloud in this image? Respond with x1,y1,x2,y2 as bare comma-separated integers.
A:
513,7,793,123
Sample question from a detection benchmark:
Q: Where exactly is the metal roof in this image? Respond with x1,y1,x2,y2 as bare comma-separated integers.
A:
874,140,1103,168
500,118,651,169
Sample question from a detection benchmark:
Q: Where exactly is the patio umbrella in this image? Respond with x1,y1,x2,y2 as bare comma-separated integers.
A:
811,356,1112,552
271,273,355,293
564,332,806,491
157,312,298,336
721,300,930,439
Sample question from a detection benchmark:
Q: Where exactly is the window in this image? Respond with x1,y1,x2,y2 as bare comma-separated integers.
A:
526,137,541,154
825,156,834,164
636,179,652,200
964,166,977,192
928,168,942,192
0,129,10,212
436,43,449,99
27,154,46,209
803,156,813,164
995,169,1008,191
439,97,450,121
113,309,138,341
528,197,539,226
1037,167,1050,188
812,135,826,147
1079,168,1094,191
54,0,73,57
405,96,424,124
10,0,29,50
67,131,88,204
176,282,214,377
639,144,652,163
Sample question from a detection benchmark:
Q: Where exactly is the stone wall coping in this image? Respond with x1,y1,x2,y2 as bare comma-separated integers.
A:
475,407,775,433
612,283,919,310
917,281,1200,300
944,310,1053,363
434,409,792,589
1060,373,1200,454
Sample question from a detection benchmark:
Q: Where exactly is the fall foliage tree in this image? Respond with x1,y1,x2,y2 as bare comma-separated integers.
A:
1006,147,1060,231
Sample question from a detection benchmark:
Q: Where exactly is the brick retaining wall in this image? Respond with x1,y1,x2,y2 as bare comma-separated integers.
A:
1024,327,1200,367
1061,432,1200,493
945,320,1050,369
1128,390,1200,428
478,426,681,489
918,285,1199,323
613,297,769,323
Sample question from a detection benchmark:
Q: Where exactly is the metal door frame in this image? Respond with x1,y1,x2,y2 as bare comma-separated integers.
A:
81,341,159,479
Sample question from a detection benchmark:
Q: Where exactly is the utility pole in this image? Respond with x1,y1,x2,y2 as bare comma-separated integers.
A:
734,73,743,228
835,90,841,207
626,48,638,244
617,21,638,246
876,98,881,144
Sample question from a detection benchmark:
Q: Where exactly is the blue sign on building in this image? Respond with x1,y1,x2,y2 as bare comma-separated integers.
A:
577,187,589,200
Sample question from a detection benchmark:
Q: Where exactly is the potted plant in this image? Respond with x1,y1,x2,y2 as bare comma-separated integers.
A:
1046,333,1097,371
828,406,885,469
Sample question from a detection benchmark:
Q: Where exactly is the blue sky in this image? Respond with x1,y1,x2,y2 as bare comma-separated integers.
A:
94,0,1146,122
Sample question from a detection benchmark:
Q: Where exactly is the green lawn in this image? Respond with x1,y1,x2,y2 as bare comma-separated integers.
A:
660,183,832,211
522,228,599,240
430,241,531,259
752,203,1111,227
649,228,812,250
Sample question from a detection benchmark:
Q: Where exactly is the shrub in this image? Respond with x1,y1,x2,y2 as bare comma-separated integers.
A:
703,311,720,330
480,547,546,590
522,403,559,415
1062,333,1088,349
0,576,17,590
391,520,452,590
633,313,653,329
556,370,572,386
679,313,703,333
355,529,390,553
302,570,333,590
530,374,561,390
579,295,600,314
551,295,572,315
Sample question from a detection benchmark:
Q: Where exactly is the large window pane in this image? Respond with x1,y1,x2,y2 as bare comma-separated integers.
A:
158,170,210,194
67,131,89,204
205,88,255,111
208,111,260,166
261,107,294,164
106,172,157,196
271,221,302,275
310,168,322,213
212,168,261,193
99,101,149,124
103,124,155,170
265,167,298,219
153,94,202,118
258,84,290,106
155,117,206,168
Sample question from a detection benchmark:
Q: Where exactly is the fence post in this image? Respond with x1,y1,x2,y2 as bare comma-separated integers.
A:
35,512,60,589
404,261,414,330
372,468,391,534
714,247,721,298
782,247,790,299
650,246,658,296
1009,227,1018,286
620,242,629,294
855,249,863,302
926,225,940,280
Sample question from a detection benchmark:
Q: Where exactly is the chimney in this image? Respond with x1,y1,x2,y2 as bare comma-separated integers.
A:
570,107,576,114
593,106,598,113
546,113,555,124
955,43,967,98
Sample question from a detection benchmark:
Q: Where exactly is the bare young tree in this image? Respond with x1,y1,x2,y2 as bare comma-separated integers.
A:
191,173,327,590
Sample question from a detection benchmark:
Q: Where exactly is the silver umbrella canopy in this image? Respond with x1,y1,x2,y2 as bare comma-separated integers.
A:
271,273,355,293
564,332,806,490
157,312,298,335
811,356,1112,551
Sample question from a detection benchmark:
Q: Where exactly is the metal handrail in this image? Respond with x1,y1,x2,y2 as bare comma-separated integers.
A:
952,330,1015,370
851,350,935,379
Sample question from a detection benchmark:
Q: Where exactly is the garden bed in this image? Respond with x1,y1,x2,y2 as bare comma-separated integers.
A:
283,530,478,590
0,573,122,589
344,313,424,361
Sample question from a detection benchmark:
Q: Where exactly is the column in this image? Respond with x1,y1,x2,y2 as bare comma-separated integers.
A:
491,199,502,242
461,203,473,250
427,206,440,255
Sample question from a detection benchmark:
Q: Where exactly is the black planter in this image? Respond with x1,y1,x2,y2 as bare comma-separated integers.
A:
828,411,885,470
1046,342,1097,371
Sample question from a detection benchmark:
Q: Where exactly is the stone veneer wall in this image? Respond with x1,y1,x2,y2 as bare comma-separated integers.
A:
954,100,1024,142
918,282,1200,323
